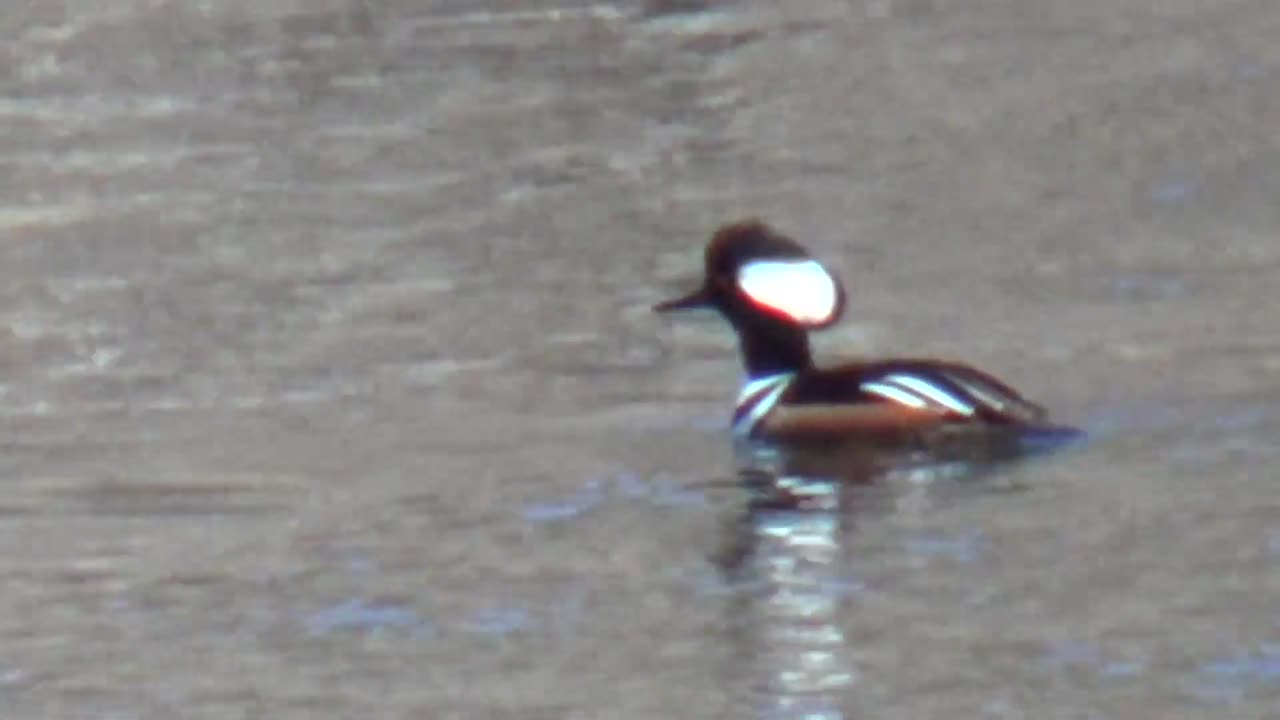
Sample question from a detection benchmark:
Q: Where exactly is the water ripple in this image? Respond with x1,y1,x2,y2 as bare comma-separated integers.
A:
520,472,710,524
1189,645,1280,704
463,607,533,637
304,598,428,637
904,531,986,564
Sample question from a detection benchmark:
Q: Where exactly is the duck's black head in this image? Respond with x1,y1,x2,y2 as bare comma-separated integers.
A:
654,219,846,377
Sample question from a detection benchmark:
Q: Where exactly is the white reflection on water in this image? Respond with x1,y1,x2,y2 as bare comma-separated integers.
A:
720,429,1081,718
720,443,856,719
745,475,852,720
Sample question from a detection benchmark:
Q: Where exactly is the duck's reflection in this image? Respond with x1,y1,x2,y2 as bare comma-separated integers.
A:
717,435,1079,719
717,445,869,720
721,467,851,719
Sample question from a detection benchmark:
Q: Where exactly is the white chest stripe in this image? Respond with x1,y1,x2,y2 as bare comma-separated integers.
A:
733,372,794,436
862,373,976,415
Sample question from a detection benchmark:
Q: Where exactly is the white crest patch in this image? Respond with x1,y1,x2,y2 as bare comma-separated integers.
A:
737,260,839,325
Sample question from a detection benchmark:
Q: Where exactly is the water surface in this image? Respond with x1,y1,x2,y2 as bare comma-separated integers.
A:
3,0,1280,717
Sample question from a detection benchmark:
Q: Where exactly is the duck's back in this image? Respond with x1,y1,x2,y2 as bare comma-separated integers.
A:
783,358,1049,425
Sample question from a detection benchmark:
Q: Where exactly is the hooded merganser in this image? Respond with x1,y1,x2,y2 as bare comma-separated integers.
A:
655,219,1082,454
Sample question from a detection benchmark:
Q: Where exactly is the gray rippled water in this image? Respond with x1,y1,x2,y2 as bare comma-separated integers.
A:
3,0,1280,718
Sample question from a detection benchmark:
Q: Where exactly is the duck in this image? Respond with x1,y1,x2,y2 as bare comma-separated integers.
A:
654,219,1082,458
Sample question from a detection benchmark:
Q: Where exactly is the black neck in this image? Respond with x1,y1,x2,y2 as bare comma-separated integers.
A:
735,319,813,378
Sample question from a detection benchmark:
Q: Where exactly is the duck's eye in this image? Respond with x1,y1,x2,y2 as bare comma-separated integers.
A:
736,259,841,326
